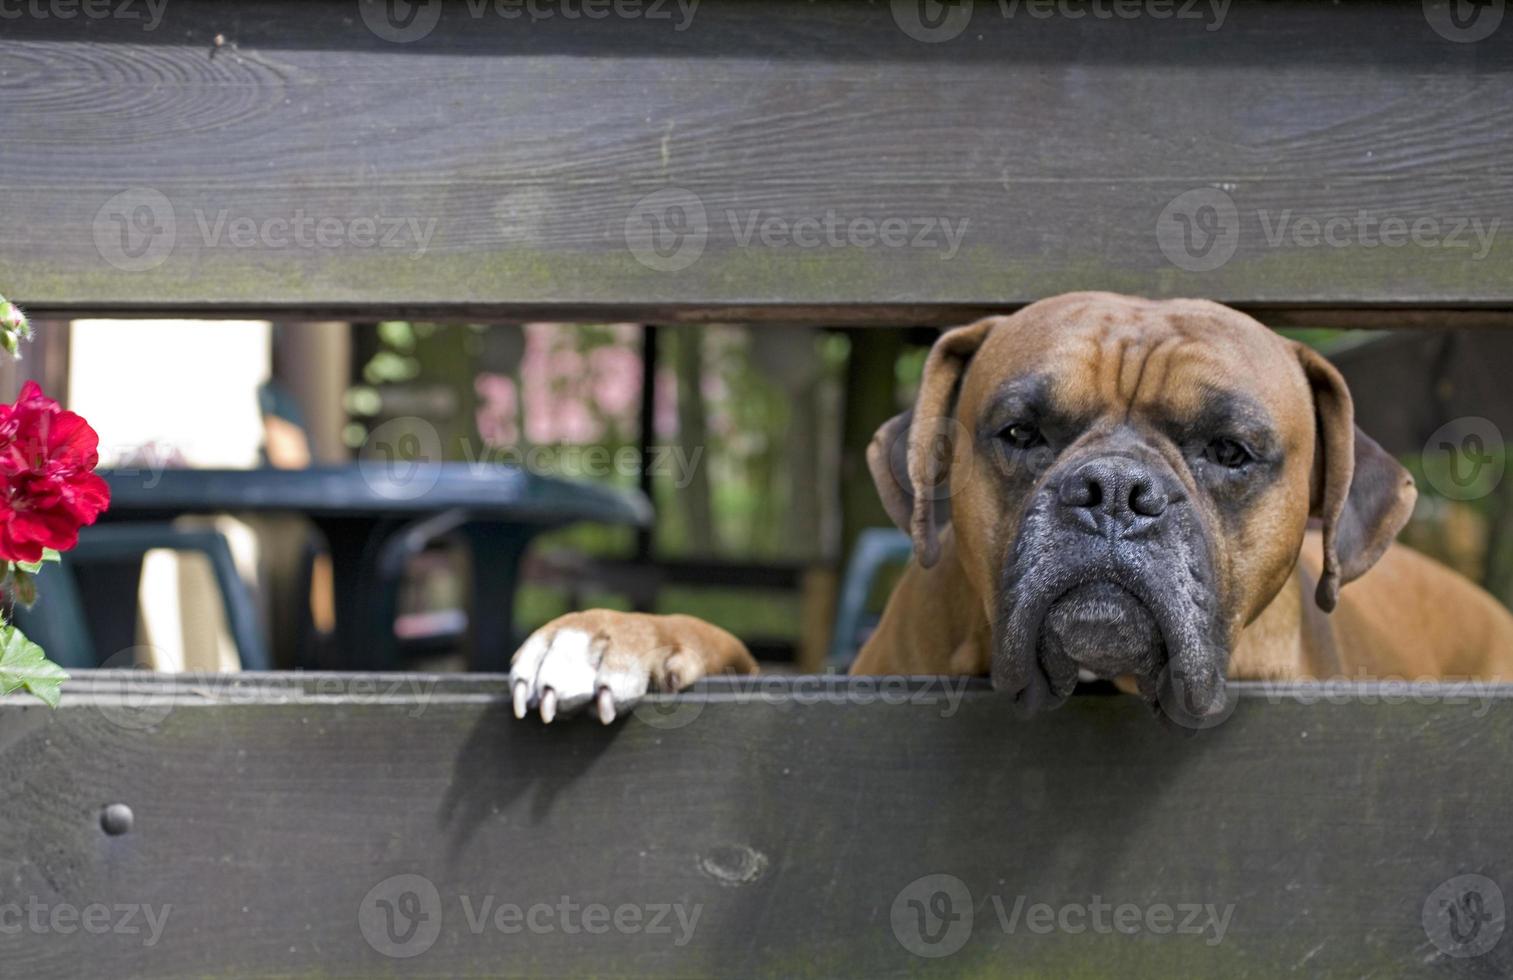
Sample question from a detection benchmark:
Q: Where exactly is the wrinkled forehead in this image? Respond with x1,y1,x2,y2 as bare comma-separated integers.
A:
962,296,1307,428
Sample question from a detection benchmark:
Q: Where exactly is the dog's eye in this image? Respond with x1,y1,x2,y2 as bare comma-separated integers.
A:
1204,437,1252,469
999,422,1044,450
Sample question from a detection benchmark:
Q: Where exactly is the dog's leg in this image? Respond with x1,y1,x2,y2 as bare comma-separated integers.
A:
508,611,758,724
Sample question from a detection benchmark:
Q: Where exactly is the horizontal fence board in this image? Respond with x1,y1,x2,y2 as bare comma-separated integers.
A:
2,0,1512,321
1,672,1510,978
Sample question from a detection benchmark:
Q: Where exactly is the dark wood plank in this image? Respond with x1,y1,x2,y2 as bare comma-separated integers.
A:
2,0,1512,321
2,671,1510,977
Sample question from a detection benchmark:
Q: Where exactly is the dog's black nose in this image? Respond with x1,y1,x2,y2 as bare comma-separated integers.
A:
1058,456,1170,532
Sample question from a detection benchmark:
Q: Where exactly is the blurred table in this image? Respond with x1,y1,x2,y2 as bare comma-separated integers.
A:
98,465,651,672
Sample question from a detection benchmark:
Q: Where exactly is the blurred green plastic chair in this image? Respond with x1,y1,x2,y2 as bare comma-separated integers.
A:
14,523,270,671
827,528,914,671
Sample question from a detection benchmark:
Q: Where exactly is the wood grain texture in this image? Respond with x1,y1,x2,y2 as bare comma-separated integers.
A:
2,0,1511,321
2,671,1510,977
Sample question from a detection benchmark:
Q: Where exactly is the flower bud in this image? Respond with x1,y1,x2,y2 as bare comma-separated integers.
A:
0,295,32,361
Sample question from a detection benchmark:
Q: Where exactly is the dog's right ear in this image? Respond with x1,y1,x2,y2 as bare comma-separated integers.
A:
1295,343,1417,611
865,319,995,567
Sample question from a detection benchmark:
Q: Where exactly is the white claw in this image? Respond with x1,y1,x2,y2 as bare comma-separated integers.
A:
507,625,654,725
596,687,616,725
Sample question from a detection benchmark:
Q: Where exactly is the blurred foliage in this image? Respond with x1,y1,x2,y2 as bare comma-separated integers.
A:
354,322,853,640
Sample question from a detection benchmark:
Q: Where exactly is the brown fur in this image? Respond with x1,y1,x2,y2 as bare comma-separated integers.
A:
516,293,1513,701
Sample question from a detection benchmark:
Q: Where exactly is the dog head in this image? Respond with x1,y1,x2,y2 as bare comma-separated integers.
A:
868,292,1415,724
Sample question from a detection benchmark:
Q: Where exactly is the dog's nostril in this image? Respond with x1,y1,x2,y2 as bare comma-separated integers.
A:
1059,474,1101,509
1129,480,1167,518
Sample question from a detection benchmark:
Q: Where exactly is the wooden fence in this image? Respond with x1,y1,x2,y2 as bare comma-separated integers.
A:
3,673,1511,978
3,0,1512,324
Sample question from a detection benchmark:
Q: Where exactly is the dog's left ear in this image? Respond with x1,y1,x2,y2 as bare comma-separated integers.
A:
1295,343,1416,612
866,318,995,568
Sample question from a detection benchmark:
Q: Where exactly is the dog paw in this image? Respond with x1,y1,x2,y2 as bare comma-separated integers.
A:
507,611,754,725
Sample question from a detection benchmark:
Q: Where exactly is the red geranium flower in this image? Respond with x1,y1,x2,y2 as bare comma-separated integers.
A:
0,381,110,563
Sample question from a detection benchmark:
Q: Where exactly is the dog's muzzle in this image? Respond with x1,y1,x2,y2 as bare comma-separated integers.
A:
994,450,1229,724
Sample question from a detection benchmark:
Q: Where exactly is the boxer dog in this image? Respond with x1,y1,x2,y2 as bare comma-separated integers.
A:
509,293,1513,726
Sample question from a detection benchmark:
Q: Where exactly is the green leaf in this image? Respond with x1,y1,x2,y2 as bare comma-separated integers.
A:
15,549,61,575
0,624,68,708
